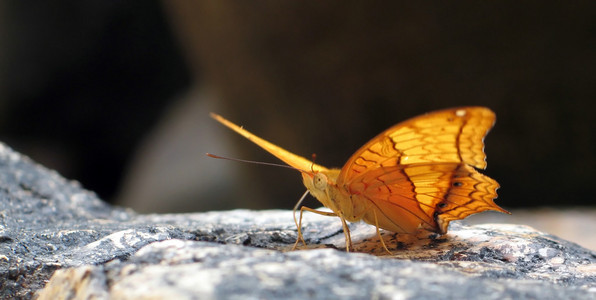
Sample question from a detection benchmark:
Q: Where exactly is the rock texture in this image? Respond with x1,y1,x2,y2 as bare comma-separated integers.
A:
0,142,595,299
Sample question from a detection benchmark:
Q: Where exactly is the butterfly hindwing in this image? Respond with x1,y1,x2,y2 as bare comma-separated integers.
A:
346,163,503,234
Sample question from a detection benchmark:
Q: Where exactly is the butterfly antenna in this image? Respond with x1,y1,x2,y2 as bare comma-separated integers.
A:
206,153,310,173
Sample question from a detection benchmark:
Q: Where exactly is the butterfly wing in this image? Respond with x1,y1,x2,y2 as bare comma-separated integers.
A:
345,163,504,234
339,107,495,181
336,107,507,234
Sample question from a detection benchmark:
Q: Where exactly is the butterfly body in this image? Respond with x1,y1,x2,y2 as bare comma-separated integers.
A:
211,107,508,251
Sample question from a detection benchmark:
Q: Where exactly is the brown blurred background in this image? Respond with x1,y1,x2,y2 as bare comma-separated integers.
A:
0,2,594,247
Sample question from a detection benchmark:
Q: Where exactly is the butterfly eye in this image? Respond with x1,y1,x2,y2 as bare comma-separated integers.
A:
313,173,328,190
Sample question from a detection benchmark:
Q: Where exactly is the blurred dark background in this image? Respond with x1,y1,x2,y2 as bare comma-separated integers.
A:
0,1,594,214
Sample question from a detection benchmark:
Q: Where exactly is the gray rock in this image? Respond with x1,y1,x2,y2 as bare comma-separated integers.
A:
0,142,595,299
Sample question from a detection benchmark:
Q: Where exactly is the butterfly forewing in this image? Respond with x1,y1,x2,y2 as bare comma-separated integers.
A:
338,107,495,185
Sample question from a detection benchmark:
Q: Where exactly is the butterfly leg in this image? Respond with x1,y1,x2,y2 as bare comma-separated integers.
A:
349,199,392,253
293,207,337,250
291,206,343,250
372,210,392,255
337,213,353,252
292,191,310,249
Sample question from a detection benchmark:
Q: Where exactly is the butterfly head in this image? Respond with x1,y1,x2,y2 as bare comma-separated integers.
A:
299,168,342,211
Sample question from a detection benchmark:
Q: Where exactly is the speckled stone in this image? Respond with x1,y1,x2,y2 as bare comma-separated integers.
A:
0,142,594,299
39,236,596,300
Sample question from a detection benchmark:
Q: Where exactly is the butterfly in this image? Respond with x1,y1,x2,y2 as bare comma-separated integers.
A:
210,107,509,252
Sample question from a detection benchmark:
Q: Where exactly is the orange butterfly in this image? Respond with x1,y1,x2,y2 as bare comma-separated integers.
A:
210,107,509,252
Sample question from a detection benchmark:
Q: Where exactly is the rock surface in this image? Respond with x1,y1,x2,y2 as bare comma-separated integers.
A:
0,142,595,299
